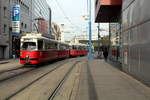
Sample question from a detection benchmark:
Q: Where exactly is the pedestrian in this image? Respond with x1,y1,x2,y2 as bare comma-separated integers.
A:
103,47,108,61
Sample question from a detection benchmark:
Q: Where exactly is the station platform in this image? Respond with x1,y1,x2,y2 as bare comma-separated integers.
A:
75,59,150,100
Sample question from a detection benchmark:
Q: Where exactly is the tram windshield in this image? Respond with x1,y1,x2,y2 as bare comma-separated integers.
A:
21,42,36,50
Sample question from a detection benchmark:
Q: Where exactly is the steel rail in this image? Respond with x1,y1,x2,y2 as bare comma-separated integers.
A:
48,61,80,100
0,67,35,83
0,66,26,74
0,58,76,83
5,59,76,100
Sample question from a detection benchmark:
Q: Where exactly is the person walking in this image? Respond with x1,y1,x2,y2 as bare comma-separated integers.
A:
103,47,108,61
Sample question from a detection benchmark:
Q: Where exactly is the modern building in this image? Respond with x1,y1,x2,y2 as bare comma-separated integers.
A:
70,35,98,44
69,35,109,49
109,23,120,46
0,0,51,59
0,0,32,59
32,0,51,37
95,0,122,46
95,0,150,86
121,0,150,86
95,0,122,23
51,23,62,41
95,0,122,60
0,0,10,59
60,24,65,42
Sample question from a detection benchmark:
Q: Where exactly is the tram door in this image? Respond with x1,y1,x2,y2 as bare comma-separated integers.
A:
0,47,4,59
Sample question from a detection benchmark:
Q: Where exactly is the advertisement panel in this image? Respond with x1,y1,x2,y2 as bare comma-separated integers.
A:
12,5,20,34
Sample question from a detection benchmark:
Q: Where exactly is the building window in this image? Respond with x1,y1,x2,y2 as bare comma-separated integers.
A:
24,24,27,29
21,22,24,28
18,0,21,3
20,1,29,14
3,7,7,17
4,24,7,33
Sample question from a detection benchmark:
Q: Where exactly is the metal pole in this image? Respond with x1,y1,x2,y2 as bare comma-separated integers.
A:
31,0,33,32
109,23,111,51
97,23,100,57
88,0,92,60
108,22,111,61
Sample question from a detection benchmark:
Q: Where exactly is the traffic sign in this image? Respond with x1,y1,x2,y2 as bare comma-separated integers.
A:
12,5,20,34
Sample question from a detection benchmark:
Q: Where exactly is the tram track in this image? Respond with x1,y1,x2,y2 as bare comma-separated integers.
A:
1,58,77,100
0,58,75,83
0,67,35,83
0,66,26,74
48,61,80,100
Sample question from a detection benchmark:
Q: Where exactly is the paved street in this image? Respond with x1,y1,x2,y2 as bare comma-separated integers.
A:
0,57,150,100
0,57,85,100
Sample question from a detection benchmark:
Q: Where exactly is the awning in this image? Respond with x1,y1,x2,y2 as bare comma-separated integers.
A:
95,0,122,22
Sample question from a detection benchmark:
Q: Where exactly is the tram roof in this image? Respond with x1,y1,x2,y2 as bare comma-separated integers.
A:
70,43,87,46
21,33,58,42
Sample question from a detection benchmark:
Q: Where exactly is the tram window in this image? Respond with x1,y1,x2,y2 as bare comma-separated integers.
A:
69,46,72,50
59,44,64,50
72,45,77,50
55,43,58,49
79,46,82,50
45,42,48,50
38,40,43,50
45,42,57,50
22,42,36,50
51,43,57,49
66,45,69,50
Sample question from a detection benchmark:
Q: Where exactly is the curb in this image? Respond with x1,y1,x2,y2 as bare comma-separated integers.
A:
0,61,9,64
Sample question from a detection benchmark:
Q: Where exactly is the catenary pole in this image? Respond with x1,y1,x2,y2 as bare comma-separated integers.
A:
88,0,93,60
98,23,100,56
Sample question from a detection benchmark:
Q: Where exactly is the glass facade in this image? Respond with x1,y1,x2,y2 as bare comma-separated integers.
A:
32,0,51,34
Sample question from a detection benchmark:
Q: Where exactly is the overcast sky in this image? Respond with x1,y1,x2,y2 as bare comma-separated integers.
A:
46,0,108,40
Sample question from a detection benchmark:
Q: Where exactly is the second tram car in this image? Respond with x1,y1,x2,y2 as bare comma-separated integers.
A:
58,42,70,59
69,43,88,57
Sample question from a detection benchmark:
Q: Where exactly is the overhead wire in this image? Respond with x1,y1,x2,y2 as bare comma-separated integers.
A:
54,0,84,32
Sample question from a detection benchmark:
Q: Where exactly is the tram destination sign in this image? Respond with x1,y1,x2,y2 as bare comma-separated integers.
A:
12,5,20,34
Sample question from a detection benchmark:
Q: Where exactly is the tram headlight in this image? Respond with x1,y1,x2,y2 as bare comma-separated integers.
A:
26,55,29,58
20,52,22,56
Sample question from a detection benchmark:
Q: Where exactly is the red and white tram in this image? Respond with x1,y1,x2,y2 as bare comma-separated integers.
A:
20,33,88,65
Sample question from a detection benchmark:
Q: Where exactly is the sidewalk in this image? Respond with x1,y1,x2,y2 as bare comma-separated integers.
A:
0,59,18,64
0,59,21,71
75,59,150,100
